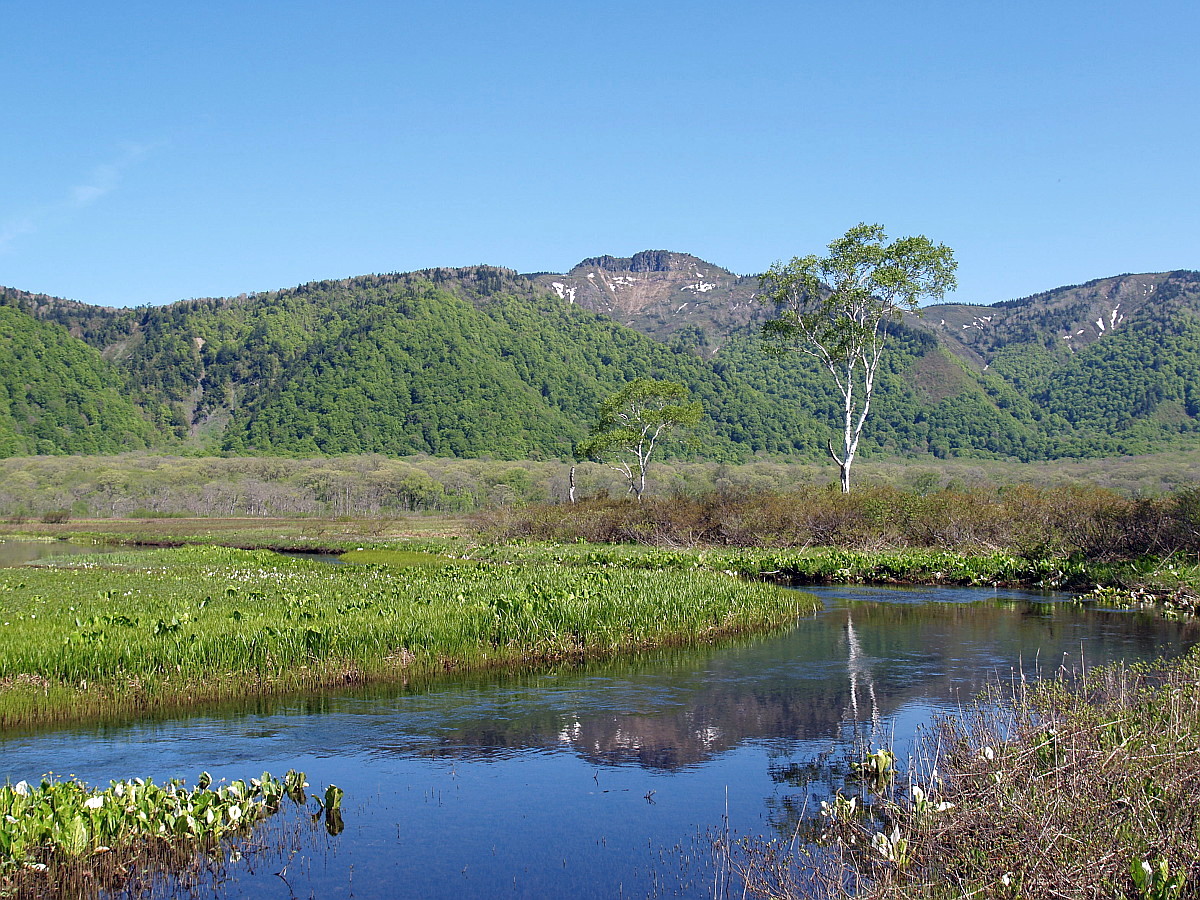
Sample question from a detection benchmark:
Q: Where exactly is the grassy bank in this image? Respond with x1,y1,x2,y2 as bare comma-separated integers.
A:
732,650,1200,899
887,652,1200,899
458,542,1200,603
0,545,813,729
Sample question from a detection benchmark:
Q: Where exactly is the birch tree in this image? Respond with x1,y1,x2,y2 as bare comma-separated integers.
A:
760,223,956,493
577,378,701,500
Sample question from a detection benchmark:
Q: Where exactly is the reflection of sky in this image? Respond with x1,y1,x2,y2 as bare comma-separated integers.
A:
0,587,1194,898
0,540,131,567
804,584,1076,605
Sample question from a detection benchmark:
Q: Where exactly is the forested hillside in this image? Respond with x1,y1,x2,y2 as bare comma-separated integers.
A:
920,271,1200,455
2,261,1198,463
0,305,156,456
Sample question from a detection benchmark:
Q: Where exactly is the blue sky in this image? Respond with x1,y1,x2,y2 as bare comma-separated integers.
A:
3,0,1197,308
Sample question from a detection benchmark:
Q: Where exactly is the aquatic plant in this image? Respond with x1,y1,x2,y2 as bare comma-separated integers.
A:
849,748,896,793
0,769,312,895
1131,856,1186,900
0,545,814,727
462,541,1103,589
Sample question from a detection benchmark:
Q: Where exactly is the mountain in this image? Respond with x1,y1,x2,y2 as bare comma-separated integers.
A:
527,251,767,352
2,268,821,460
0,303,156,456
1,258,1198,463
214,267,799,459
917,271,1200,454
920,272,1193,367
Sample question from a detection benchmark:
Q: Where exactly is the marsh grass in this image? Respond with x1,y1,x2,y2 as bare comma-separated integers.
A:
728,649,1200,900
876,651,1200,899
464,542,1105,590
464,540,1200,605
338,548,469,567
0,516,470,554
0,546,813,728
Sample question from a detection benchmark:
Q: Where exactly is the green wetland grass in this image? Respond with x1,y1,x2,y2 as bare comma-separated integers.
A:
463,542,1100,589
730,650,1200,900
0,545,814,729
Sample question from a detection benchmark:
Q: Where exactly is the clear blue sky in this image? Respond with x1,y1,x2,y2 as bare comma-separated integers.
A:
3,0,1197,308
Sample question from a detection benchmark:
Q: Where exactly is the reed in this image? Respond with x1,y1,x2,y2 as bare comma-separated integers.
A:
725,650,1200,899
0,546,814,728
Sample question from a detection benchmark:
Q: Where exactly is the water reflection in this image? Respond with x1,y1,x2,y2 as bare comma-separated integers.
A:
0,539,126,567
0,586,1194,899
330,591,1192,774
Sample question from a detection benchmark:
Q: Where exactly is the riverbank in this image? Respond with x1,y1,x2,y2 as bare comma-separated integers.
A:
730,649,1200,900
895,650,1200,899
5,518,1200,897
0,544,813,730
453,542,1200,609
4,523,1200,734
7,517,1199,599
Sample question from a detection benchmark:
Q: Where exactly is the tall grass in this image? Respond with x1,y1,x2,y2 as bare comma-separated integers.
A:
726,650,1200,899
0,546,813,728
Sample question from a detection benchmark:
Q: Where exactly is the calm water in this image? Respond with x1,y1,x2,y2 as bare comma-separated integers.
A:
0,539,131,567
0,581,1194,898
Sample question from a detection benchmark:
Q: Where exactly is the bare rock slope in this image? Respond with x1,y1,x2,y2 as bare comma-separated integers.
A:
527,250,768,349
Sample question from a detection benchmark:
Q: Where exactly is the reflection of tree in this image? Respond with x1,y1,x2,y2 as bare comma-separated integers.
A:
358,598,1196,773
843,612,880,735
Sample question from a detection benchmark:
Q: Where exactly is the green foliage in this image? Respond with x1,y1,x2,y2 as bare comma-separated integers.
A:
0,769,305,870
64,269,777,461
0,545,812,728
577,378,702,497
1131,856,1186,900
1038,305,1200,448
760,224,958,491
0,307,157,457
6,265,1200,465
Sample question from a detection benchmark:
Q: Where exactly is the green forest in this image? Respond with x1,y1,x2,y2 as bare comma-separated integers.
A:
3,266,1200,465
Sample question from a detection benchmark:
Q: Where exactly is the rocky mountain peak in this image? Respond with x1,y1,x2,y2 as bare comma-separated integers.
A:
528,251,762,346
572,251,714,275
922,270,1200,364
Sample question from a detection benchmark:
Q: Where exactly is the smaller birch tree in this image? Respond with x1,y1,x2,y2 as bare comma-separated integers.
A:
760,223,956,493
577,378,701,500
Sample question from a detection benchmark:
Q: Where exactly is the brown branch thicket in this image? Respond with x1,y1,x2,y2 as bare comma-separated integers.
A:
478,485,1200,559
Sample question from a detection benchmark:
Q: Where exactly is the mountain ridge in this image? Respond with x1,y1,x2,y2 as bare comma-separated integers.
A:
2,255,1199,463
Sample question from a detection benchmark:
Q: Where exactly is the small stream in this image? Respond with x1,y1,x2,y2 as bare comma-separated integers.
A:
0,558,1192,898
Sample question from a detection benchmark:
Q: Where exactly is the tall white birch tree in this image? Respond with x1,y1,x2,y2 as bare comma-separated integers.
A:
760,224,956,493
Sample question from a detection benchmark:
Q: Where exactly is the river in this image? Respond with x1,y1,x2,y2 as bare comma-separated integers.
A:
0,545,1193,897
